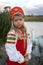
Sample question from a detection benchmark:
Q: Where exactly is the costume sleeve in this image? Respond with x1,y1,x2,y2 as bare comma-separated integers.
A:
5,30,24,63
26,38,32,59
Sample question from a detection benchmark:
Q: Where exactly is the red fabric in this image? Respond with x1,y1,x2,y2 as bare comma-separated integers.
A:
16,39,27,56
10,7,24,21
16,31,27,56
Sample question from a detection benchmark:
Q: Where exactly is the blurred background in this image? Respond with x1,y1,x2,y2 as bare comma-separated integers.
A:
0,0,43,65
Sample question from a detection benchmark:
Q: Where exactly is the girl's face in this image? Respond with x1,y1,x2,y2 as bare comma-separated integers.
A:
13,16,24,28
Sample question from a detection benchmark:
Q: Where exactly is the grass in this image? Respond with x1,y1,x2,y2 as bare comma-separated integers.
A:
24,16,43,22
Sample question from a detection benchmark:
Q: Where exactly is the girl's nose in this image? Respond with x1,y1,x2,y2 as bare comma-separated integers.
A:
17,19,21,23
18,19,21,23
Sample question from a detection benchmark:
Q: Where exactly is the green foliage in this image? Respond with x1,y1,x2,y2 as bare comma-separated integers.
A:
0,12,11,45
0,54,2,58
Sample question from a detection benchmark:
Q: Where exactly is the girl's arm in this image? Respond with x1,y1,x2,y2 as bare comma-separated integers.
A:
5,30,24,63
25,37,32,60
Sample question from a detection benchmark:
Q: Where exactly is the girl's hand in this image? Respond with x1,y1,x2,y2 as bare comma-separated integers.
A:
24,53,29,62
24,53,29,58
19,56,29,64
24,57,29,62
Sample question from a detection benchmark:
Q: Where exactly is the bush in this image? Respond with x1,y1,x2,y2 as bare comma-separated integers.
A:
0,12,11,45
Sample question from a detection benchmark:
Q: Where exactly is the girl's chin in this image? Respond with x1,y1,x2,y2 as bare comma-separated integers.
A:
17,25,22,28
17,26,22,29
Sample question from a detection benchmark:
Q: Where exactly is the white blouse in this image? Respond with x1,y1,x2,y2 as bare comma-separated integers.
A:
5,29,32,63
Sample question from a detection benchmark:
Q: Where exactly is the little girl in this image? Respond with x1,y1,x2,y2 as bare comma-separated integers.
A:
5,6,32,65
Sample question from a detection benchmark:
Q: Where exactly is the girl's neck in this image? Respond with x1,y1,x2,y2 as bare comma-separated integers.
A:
16,28,22,34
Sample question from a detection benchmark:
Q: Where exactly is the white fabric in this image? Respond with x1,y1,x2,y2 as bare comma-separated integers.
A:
27,39,32,59
5,43,24,63
26,29,32,59
26,39,32,54
5,29,24,63
26,39,32,59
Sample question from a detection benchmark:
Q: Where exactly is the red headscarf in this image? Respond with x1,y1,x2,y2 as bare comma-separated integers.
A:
10,7,24,21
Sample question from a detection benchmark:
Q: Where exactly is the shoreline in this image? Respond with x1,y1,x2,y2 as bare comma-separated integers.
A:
24,16,43,22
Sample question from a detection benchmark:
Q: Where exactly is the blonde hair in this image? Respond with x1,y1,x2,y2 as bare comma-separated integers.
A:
10,14,28,39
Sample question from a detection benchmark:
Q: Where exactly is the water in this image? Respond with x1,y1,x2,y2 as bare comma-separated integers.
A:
24,21,43,40
24,21,43,56
25,21,43,36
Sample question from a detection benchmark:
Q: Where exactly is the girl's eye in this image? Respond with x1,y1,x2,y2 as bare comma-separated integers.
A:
14,19,18,22
19,18,22,21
